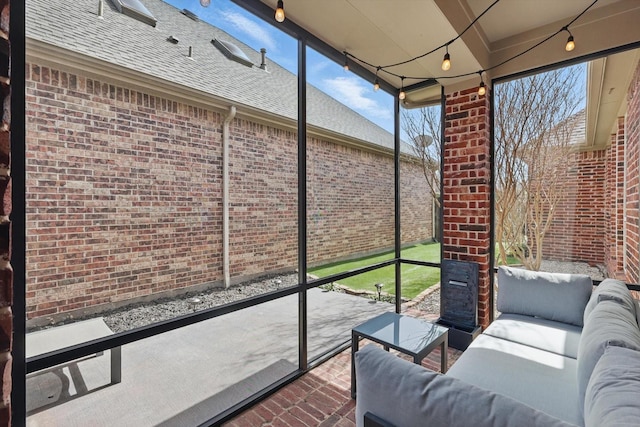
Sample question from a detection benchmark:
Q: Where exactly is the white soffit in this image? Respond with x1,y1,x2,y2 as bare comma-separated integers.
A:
586,48,640,148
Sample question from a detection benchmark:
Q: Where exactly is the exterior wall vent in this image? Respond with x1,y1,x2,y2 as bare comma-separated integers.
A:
212,39,253,68
181,9,199,22
110,0,157,27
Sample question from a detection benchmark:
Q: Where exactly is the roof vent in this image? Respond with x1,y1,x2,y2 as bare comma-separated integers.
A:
181,9,199,21
110,0,157,27
167,35,179,44
259,48,267,70
212,39,253,68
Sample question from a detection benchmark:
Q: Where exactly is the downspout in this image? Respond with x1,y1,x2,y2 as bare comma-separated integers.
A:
223,106,236,288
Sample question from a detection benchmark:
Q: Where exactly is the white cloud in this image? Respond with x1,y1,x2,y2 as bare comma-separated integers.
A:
219,10,277,51
309,60,331,76
322,76,392,120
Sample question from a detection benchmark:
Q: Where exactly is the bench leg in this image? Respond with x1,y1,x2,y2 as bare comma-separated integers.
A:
111,346,122,384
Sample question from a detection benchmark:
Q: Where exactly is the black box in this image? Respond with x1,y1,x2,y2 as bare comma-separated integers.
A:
435,318,482,351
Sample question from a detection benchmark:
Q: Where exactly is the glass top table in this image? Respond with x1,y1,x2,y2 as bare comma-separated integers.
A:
351,312,449,399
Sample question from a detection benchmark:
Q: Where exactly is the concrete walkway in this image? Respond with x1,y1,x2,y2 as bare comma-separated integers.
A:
26,289,392,427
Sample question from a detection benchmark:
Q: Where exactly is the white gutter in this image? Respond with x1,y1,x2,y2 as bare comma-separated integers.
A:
223,106,236,288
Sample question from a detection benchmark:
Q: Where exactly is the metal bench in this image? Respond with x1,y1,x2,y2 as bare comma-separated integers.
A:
26,317,121,385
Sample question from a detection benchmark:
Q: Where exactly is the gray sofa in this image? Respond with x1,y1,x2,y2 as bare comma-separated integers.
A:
354,266,640,427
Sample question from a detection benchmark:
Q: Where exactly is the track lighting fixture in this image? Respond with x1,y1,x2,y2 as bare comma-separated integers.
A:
442,45,451,71
399,77,406,100
564,27,575,51
275,0,285,23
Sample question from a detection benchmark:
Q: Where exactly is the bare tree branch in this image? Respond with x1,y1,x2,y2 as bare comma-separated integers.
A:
495,65,585,269
401,106,442,208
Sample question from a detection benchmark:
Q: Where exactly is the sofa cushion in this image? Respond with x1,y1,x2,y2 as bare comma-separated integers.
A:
484,313,583,358
583,278,636,325
446,334,581,425
576,300,640,419
355,344,577,427
584,345,640,427
497,266,592,326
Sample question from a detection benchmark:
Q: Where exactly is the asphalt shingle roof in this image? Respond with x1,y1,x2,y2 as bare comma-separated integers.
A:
26,0,401,152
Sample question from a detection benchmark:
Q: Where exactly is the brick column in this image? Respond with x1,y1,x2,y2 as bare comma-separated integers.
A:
604,118,626,279
443,88,492,329
0,0,11,424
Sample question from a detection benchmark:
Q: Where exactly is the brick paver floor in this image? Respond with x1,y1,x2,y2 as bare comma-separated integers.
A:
223,310,464,427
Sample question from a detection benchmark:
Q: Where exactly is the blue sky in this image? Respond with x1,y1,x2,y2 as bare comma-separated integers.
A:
165,0,396,136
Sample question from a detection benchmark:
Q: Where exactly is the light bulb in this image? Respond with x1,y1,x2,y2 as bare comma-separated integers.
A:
478,81,486,96
275,0,285,22
199,0,210,6
442,53,451,71
565,35,575,52
399,90,406,100
343,61,349,72
373,79,380,91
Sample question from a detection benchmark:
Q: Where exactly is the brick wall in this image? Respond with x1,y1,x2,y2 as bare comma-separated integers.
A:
306,138,395,264
401,159,435,245
25,62,433,321
541,150,606,265
227,118,298,276
604,118,626,278
625,60,640,284
1,0,10,423
443,89,492,328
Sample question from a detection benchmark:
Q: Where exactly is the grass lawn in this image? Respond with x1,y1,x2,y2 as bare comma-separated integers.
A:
309,242,441,300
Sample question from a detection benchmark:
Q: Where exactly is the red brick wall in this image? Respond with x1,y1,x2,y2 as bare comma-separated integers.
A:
25,63,433,321
306,138,394,264
227,119,298,276
443,89,492,328
625,61,640,284
1,0,11,422
541,150,606,265
26,64,227,319
604,118,626,278
401,159,435,246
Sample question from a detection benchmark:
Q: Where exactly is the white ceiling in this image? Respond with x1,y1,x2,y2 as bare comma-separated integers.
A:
257,0,640,91
254,0,640,147
464,0,622,44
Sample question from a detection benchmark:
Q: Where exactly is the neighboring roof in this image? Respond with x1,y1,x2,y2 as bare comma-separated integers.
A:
26,0,407,153
567,110,586,147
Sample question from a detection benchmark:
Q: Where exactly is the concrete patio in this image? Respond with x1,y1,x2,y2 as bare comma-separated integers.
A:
26,289,397,426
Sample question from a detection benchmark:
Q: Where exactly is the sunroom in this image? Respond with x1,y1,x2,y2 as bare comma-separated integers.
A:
5,0,640,426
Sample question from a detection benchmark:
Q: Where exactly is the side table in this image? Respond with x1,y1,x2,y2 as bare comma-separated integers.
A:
351,312,448,399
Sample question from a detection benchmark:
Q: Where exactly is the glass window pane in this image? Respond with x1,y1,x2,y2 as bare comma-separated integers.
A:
26,0,299,334
305,45,395,361
492,63,619,282
26,296,299,425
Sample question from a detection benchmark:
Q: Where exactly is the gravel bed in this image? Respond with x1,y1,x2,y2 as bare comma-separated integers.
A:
103,273,298,333
95,260,605,333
